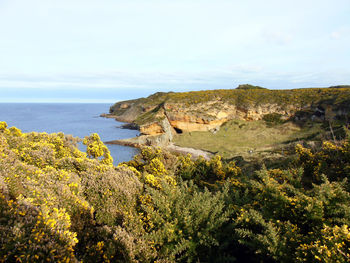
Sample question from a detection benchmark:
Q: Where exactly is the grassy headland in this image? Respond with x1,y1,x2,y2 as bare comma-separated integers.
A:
107,85,350,164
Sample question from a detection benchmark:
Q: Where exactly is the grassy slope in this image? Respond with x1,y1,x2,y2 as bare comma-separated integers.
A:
173,120,327,160
111,87,350,114
166,87,350,107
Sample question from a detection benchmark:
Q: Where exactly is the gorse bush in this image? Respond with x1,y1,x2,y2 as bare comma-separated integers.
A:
1,121,350,262
0,122,89,262
262,113,284,125
229,170,350,262
140,181,231,262
175,154,242,189
296,136,350,187
83,133,113,165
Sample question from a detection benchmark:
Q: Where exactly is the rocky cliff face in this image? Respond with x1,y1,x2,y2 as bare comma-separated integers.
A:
108,87,350,142
163,102,300,133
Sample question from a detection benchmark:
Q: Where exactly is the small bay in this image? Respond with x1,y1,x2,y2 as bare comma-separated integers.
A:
0,103,139,164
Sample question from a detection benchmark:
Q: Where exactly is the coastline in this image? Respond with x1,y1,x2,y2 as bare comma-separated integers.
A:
102,113,213,160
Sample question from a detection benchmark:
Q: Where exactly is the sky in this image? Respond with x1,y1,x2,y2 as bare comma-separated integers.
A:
0,0,349,102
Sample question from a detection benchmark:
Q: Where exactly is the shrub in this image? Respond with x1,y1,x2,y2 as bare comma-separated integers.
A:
175,154,241,189
236,84,266,90
1,121,350,262
0,122,144,262
295,137,350,187
141,181,231,262
263,113,284,125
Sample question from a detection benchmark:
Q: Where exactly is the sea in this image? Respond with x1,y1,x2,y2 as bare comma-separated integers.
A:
0,103,140,165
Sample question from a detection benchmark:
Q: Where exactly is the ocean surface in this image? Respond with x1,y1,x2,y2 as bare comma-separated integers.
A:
0,103,139,164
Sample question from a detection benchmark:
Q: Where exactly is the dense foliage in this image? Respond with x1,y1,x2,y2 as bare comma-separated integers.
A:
1,121,350,262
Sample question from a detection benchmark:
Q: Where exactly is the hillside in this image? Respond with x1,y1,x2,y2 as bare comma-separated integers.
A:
107,86,350,160
2,121,350,262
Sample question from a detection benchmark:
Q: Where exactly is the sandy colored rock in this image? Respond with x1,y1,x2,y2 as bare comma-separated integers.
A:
140,122,164,135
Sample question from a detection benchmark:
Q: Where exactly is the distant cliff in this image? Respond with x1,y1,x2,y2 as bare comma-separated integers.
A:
108,86,350,143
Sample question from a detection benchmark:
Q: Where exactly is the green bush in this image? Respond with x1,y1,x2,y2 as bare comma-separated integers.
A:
1,121,350,262
140,181,231,262
262,113,284,125
236,84,266,90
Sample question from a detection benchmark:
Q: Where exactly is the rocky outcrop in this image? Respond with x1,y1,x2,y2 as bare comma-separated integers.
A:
168,118,228,132
161,102,301,133
140,123,164,135
107,99,145,123
111,117,174,147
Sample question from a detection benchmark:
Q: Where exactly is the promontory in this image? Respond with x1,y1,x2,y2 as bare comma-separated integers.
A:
104,84,350,160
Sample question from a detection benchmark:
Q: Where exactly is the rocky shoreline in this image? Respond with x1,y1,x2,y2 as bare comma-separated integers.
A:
166,143,213,160
102,114,213,160
105,138,213,160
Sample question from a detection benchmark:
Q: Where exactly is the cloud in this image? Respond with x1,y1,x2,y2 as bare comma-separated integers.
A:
0,70,232,90
330,31,341,39
262,30,293,46
330,26,350,39
1,65,349,101
0,65,269,93
227,64,264,74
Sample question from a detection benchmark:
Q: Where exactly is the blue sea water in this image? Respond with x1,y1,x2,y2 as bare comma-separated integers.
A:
0,103,139,164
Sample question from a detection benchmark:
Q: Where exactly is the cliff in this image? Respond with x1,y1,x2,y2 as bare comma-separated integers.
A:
109,86,350,144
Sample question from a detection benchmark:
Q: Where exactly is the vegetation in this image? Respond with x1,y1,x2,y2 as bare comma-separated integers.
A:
329,85,350,89
236,84,266,90
1,120,350,262
110,86,350,117
134,104,165,126
262,113,284,125
173,120,327,160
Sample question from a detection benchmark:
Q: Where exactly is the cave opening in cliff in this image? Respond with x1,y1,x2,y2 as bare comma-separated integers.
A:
173,127,183,134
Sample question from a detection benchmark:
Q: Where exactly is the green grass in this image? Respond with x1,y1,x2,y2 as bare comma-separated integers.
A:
173,120,324,160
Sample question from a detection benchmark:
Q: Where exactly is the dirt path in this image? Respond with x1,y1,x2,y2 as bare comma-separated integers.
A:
166,143,213,160
105,137,214,160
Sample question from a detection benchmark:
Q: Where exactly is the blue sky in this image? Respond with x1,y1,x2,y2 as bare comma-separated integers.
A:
0,0,349,102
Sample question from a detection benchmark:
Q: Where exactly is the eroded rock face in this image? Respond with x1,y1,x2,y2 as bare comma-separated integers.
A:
169,119,228,132
140,123,164,135
161,102,297,132
124,101,304,136
138,118,174,145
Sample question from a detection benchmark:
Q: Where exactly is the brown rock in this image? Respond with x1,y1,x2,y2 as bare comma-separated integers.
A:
140,123,164,135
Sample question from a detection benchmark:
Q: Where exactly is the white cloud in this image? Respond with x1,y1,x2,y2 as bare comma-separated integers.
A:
262,30,293,45
330,26,350,39
331,31,341,39
1,65,349,94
